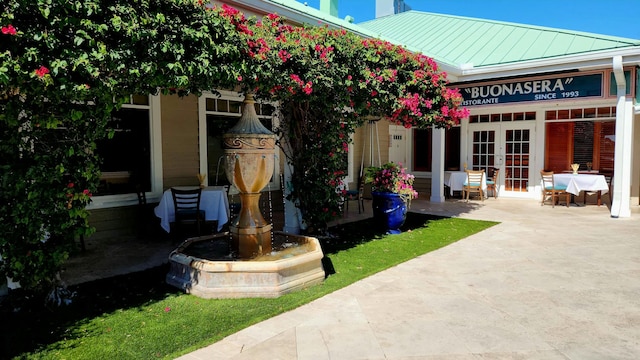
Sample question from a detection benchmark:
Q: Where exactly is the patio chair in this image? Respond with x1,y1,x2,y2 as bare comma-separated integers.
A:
463,169,485,202
486,168,500,199
135,184,153,239
171,187,206,237
540,170,569,207
344,176,364,214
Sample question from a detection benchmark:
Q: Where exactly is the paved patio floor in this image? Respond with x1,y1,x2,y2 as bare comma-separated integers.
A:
59,195,640,359
174,197,640,360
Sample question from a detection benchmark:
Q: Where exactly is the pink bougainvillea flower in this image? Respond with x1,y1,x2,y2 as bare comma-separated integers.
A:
68,182,74,188
277,49,290,62
164,306,171,312
1,24,17,35
34,66,49,78
237,75,243,81
290,74,303,86
302,82,313,95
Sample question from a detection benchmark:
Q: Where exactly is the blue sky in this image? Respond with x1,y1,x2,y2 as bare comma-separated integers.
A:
295,0,640,39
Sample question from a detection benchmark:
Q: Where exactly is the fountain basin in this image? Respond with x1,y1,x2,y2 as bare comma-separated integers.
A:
166,231,325,299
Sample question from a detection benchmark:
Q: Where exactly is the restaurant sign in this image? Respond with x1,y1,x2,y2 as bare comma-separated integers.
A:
458,73,603,106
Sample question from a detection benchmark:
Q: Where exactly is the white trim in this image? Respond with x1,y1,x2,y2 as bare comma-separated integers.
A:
346,134,355,184
611,56,633,217
454,49,640,83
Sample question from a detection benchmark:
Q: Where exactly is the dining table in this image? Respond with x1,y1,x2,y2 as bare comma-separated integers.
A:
553,173,610,206
444,171,487,197
154,186,230,232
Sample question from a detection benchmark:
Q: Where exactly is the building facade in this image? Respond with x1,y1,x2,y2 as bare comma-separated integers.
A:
87,0,640,241
358,10,640,217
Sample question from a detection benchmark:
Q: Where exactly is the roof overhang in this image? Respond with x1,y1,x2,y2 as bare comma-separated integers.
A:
451,47,640,84
220,1,462,78
222,0,373,37
221,1,640,90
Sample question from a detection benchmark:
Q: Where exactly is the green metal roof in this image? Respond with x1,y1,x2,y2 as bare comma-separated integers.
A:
358,11,640,68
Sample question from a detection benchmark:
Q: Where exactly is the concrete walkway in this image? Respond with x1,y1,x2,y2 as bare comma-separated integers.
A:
178,198,640,360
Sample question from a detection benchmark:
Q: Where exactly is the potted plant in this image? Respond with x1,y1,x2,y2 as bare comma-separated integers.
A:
364,162,418,234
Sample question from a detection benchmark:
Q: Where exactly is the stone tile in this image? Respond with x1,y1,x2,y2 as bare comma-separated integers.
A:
372,319,471,357
474,350,569,359
230,328,298,360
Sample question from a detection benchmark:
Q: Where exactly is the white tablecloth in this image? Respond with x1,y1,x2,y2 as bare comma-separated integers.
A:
154,186,229,232
444,171,487,196
553,174,609,196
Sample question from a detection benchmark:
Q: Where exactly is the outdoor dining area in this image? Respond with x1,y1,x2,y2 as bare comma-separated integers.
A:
541,168,612,207
444,165,611,208
444,168,498,201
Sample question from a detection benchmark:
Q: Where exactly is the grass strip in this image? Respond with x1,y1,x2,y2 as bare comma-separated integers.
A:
5,213,497,359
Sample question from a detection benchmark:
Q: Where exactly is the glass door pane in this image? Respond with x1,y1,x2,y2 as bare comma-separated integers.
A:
471,129,496,172
504,129,530,192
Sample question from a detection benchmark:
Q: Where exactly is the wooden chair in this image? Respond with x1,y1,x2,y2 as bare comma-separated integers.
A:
540,170,570,207
486,168,500,199
344,177,364,214
463,169,485,202
135,184,153,239
170,187,206,237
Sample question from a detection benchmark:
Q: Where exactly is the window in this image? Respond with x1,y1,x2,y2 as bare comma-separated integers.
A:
469,111,535,123
544,107,615,174
202,92,277,187
412,127,461,171
95,95,152,196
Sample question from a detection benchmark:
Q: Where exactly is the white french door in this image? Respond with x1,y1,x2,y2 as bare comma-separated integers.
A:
468,122,536,197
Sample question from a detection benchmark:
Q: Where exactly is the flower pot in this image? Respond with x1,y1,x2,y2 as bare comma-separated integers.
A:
371,191,407,234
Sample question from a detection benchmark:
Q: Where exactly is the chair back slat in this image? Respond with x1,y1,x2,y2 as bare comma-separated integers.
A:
540,171,555,188
463,169,485,202
171,188,202,212
467,170,484,184
540,170,569,207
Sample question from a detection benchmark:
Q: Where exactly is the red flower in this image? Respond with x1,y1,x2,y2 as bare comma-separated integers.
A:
290,74,303,86
1,24,16,35
237,75,243,81
34,66,49,78
302,82,313,95
68,182,74,188
278,50,290,62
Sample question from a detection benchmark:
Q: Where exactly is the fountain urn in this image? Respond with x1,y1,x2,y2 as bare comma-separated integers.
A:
223,93,275,258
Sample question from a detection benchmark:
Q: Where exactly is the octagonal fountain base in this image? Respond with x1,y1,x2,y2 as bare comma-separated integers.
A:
166,231,325,299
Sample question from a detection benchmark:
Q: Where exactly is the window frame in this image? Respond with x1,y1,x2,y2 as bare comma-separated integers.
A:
198,90,281,192
87,94,163,209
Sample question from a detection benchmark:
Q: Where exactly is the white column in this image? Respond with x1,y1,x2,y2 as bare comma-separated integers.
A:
430,127,446,203
283,160,303,234
611,56,632,218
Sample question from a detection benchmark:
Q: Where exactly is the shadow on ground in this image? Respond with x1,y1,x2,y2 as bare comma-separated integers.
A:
0,212,442,359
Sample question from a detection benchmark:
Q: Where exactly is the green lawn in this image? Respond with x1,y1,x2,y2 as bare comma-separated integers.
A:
3,213,497,359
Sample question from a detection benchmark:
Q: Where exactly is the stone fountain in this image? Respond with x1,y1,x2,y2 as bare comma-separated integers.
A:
166,94,325,298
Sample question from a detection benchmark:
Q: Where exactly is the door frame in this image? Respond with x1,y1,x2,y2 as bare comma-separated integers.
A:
467,121,537,198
